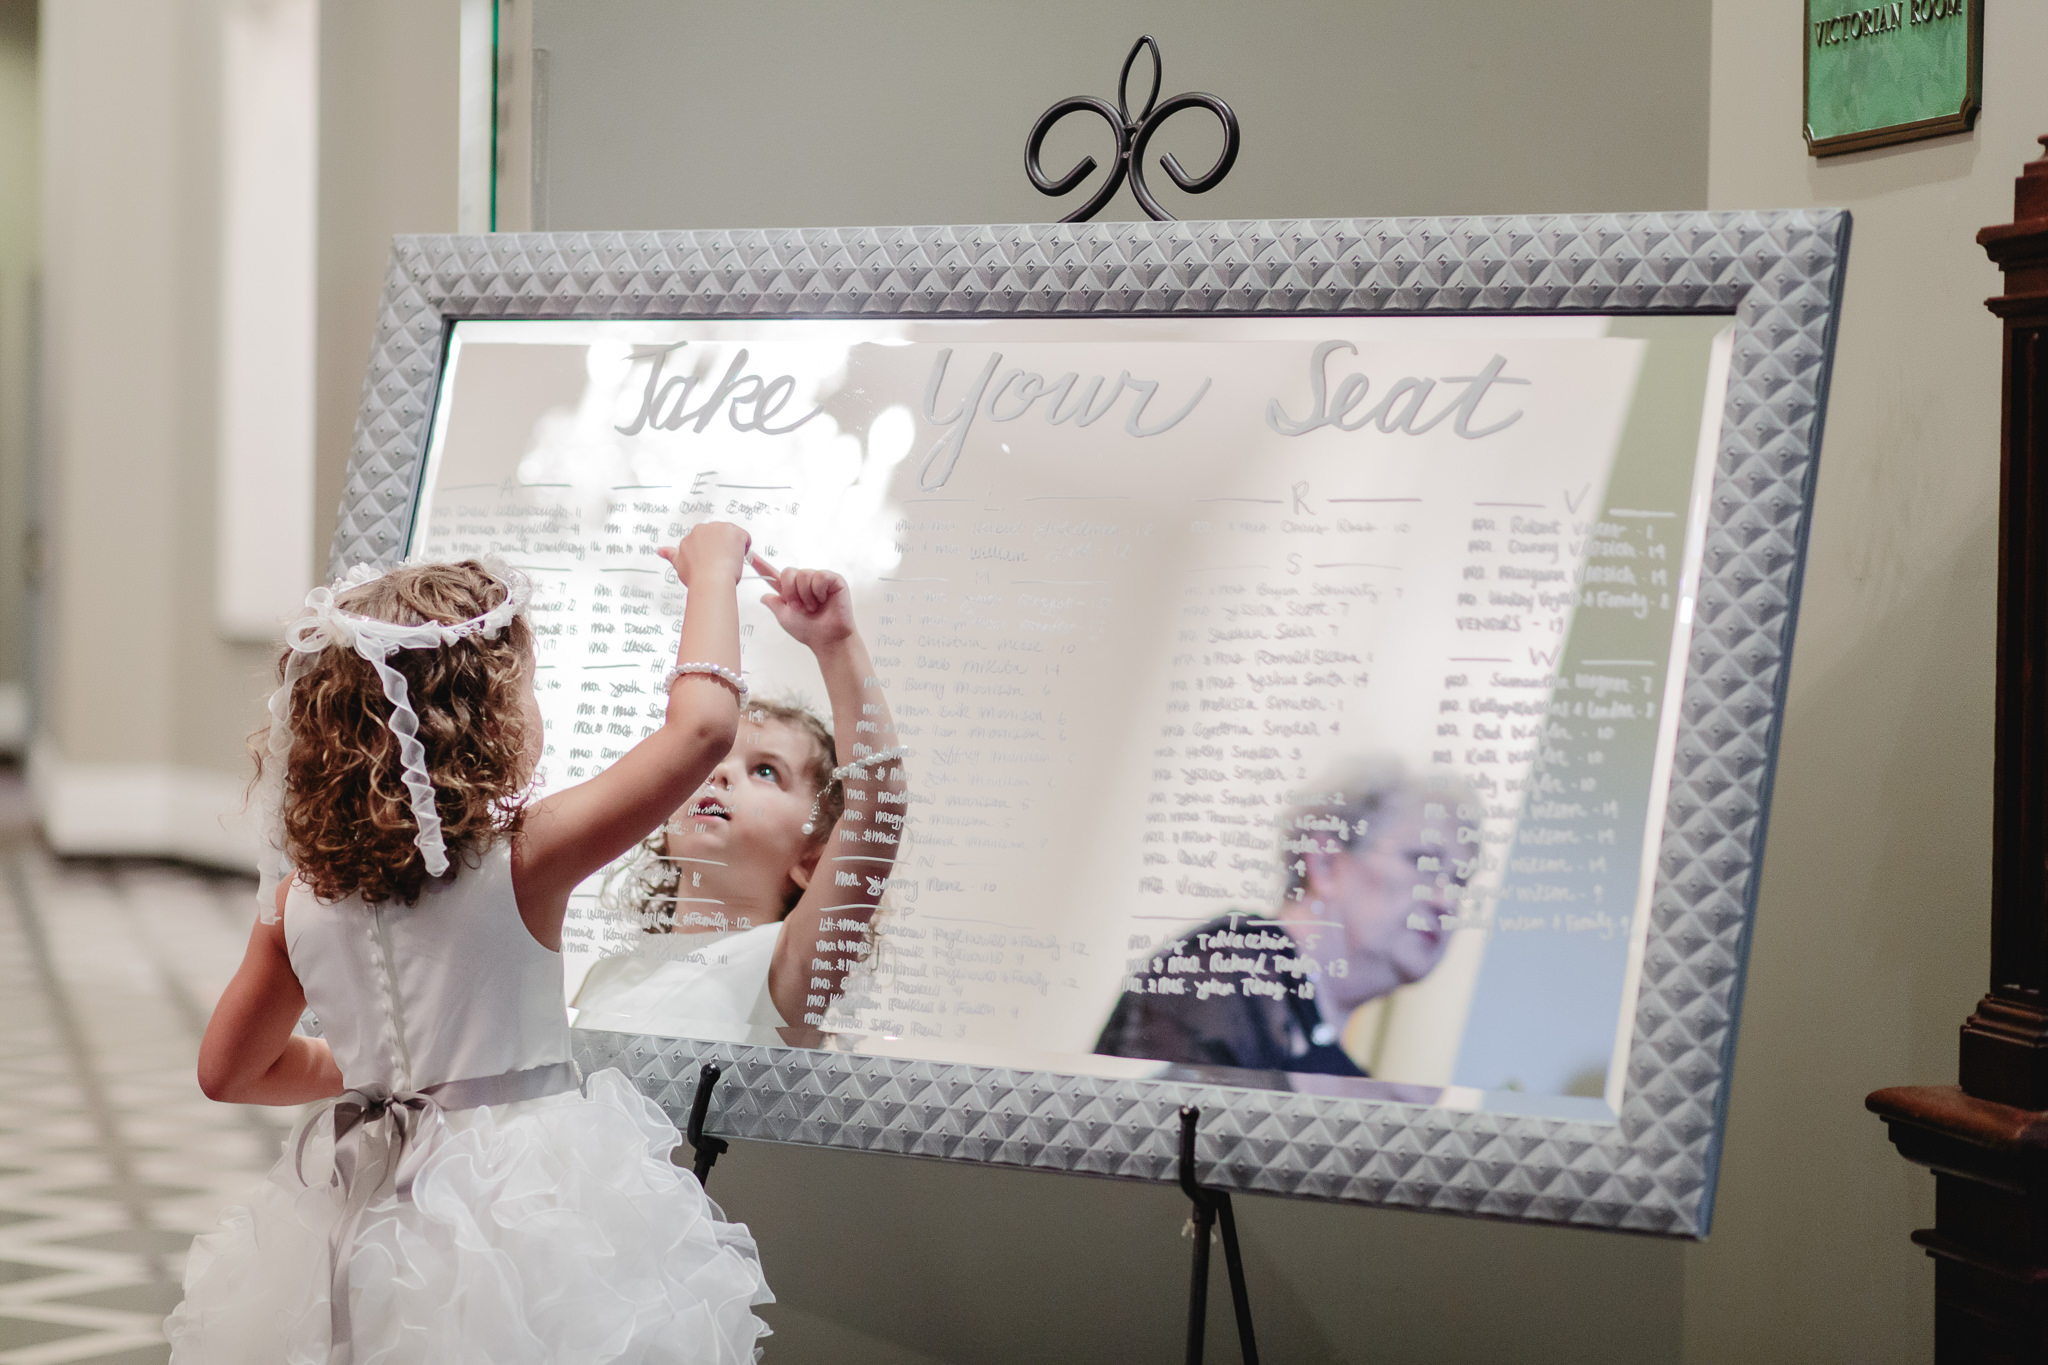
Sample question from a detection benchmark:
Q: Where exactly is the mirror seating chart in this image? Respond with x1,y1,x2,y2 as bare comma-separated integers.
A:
331,212,1847,1234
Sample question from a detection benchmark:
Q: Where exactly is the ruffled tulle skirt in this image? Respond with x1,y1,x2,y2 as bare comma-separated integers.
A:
166,1068,771,1364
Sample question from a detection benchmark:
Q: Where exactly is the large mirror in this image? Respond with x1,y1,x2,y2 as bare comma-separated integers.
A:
340,213,1847,1231
414,312,1725,1123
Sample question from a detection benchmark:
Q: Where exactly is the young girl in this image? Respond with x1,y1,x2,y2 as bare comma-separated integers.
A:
575,557,906,1043
169,524,771,1364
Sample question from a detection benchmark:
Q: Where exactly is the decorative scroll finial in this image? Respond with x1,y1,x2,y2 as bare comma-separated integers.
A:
1024,35,1241,223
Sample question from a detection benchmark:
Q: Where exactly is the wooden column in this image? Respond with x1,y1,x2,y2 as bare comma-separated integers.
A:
1869,136,2048,1363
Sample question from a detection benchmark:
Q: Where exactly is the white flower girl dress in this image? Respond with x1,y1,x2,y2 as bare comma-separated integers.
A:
166,842,772,1363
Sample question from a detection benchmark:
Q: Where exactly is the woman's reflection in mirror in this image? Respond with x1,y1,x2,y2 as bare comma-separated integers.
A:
1094,758,1474,1088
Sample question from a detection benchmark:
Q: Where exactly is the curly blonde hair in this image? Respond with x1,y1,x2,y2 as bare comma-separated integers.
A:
253,561,536,907
601,698,840,932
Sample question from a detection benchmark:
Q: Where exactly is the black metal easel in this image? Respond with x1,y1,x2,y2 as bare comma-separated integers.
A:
686,1062,729,1187
1025,35,1241,223
1178,1105,1259,1365
686,1072,1256,1362
1025,49,1257,1357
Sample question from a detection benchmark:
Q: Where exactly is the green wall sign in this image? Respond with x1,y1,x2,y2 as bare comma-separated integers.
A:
1805,0,1981,156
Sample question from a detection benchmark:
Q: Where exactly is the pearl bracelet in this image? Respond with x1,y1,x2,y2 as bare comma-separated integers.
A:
662,661,748,701
832,745,910,781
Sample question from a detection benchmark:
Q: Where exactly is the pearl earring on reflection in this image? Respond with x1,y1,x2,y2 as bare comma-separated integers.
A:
801,788,825,836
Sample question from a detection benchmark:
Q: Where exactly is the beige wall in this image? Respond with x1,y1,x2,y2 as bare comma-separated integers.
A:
36,0,273,855
29,0,458,858
0,0,32,745
1679,3,2048,1361
314,1,459,568
40,0,228,769
532,0,1709,231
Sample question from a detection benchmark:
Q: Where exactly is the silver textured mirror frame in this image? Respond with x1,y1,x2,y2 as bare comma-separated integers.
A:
331,211,1848,1235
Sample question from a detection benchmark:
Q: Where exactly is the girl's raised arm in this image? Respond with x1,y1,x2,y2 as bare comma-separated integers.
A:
752,557,908,1029
513,522,751,944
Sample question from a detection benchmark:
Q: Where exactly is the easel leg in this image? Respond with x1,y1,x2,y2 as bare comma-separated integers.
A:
1186,1197,1215,1365
1179,1105,1259,1365
1215,1194,1259,1364
686,1062,729,1188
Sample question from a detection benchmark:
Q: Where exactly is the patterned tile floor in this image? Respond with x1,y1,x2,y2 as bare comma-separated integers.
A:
0,768,282,1363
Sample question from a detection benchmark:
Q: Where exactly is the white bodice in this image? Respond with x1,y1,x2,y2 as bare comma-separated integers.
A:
573,921,786,1035
284,841,571,1091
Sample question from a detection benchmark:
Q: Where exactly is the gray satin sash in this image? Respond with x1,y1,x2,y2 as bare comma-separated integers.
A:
292,1059,584,1364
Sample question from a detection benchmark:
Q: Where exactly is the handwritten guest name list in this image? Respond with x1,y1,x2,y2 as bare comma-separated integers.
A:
408,317,1720,1103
